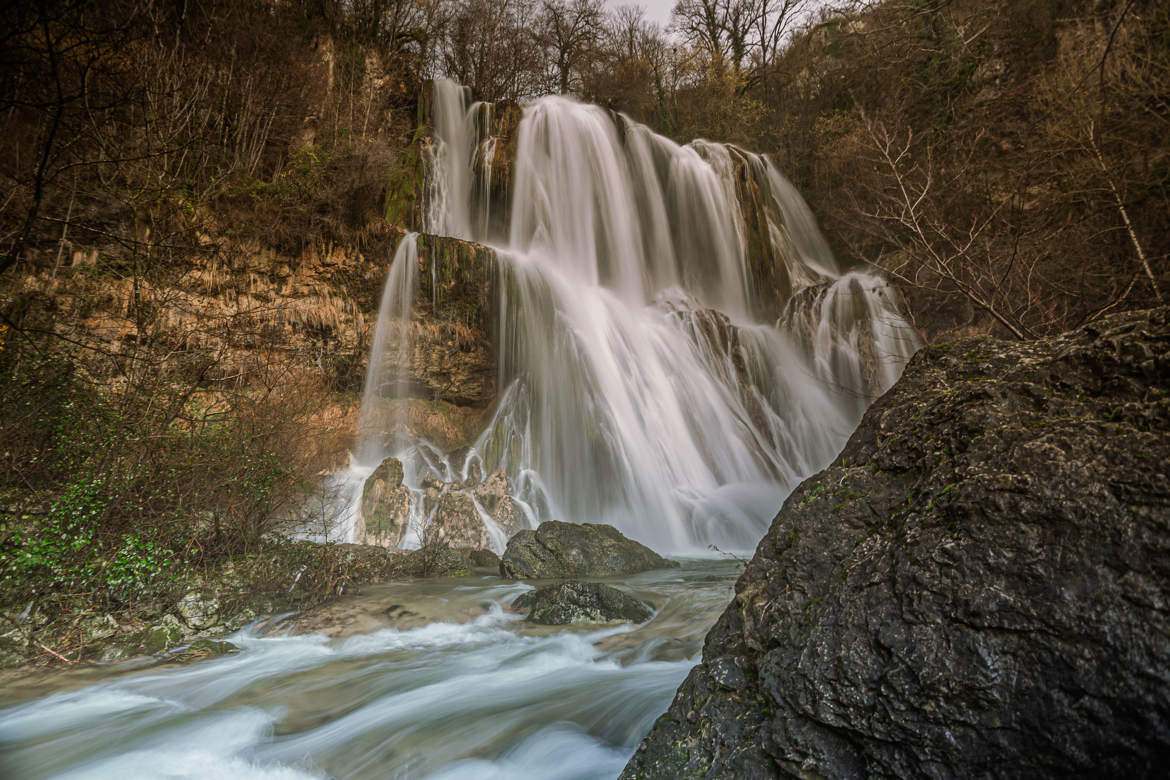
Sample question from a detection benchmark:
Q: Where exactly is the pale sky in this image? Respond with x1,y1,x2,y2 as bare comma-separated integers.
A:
608,0,676,30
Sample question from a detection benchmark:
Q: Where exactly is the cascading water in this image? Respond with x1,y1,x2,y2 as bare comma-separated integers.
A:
356,236,419,464
352,79,919,553
422,80,497,242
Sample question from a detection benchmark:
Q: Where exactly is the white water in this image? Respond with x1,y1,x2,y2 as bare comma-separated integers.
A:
0,561,739,779
352,79,919,553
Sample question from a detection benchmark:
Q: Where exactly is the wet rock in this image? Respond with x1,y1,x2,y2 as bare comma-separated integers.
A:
114,614,188,659
472,467,509,510
401,544,472,577
420,470,526,552
462,457,484,487
500,521,678,579
358,457,411,547
428,491,490,549
146,615,188,652
513,581,654,625
421,475,443,516
467,548,501,570
163,638,240,665
176,591,221,631
621,307,1170,779
473,469,525,537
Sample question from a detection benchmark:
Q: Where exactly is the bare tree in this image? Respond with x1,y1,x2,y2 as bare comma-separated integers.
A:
539,0,605,93
852,110,1037,340
672,0,730,69
751,0,810,95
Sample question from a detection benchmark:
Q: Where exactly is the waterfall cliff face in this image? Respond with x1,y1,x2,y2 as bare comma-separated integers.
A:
354,79,919,554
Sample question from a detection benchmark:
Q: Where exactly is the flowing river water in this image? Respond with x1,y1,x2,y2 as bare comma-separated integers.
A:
0,560,738,779
3,81,919,778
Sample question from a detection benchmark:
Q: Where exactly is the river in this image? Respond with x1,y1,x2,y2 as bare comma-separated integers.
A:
0,559,739,779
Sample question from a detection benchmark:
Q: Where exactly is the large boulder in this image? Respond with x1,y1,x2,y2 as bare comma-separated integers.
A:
621,307,1170,778
500,521,678,579
513,581,654,625
357,458,411,547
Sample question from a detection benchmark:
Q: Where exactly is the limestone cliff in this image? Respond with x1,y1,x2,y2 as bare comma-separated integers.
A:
622,307,1170,778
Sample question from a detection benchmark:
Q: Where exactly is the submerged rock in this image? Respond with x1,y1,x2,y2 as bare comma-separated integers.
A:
622,307,1170,778
163,639,240,665
513,581,654,625
500,521,678,579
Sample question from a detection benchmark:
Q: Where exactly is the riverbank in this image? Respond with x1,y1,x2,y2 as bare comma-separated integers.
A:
0,539,499,669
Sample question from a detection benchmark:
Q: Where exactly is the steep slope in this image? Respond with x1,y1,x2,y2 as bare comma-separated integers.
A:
622,307,1170,778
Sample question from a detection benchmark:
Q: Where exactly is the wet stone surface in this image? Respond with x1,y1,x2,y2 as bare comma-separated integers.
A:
622,307,1170,779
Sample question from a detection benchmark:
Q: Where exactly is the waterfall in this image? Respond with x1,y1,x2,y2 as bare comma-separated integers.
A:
423,79,498,242
356,235,419,465
352,80,920,554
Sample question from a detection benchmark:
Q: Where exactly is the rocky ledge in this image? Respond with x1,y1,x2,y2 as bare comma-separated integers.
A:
622,307,1170,778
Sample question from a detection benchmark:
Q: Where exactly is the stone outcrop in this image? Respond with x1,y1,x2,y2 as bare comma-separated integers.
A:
500,521,679,579
358,459,524,551
513,581,654,625
622,307,1170,779
425,470,526,550
356,458,411,547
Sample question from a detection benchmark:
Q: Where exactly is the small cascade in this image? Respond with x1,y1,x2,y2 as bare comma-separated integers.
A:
423,78,497,243
348,84,920,554
355,235,419,465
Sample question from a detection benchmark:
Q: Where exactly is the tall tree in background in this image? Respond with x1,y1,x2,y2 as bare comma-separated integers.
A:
539,0,605,93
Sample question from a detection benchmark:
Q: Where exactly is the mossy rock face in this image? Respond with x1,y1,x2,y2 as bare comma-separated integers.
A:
467,548,501,570
115,615,188,658
401,544,473,578
500,521,678,579
359,458,411,547
513,581,654,625
176,591,221,631
383,130,425,230
621,306,1170,779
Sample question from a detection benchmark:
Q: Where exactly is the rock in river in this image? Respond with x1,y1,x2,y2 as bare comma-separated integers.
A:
622,307,1170,778
500,521,678,579
513,581,654,625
